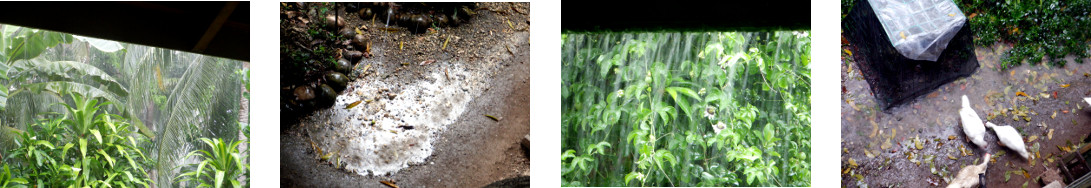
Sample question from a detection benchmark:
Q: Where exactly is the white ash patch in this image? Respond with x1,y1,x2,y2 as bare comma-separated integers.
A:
303,61,493,176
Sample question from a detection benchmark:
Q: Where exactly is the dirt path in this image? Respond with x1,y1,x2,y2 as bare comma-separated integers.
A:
281,3,530,187
841,43,1091,187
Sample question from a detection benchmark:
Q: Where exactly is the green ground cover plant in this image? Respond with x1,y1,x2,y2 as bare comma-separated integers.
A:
954,0,1091,68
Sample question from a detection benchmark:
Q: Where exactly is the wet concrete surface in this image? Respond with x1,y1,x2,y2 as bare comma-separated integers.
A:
841,42,1091,187
281,3,529,187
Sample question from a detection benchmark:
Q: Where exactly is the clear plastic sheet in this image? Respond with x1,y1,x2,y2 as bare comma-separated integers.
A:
868,0,966,61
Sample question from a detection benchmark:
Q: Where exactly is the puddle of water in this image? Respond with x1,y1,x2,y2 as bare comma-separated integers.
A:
300,61,491,176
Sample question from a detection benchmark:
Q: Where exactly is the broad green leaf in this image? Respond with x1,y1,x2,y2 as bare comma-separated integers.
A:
561,150,576,161
90,129,102,144
598,55,612,79
22,61,129,97
624,171,644,186
667,87,701,101
588,142,611,155
97,149,115,167
214,171,225,188
33,140,54,149
655,149,677,167
763,124,775,144
73,35,124,52
79,138,87,157
10,177,28,184
4,28,73,63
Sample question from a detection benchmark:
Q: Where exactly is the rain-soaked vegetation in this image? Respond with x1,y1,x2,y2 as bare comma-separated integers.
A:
0,24,249,187
561,31,810,186
953,0,1091,68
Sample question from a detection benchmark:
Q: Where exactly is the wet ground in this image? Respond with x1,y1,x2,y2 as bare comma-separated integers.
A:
841,41,1091,187
281,2,529,187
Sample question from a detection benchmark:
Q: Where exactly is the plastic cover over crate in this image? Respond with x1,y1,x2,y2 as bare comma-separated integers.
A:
843,0,978,110
869,0,967,61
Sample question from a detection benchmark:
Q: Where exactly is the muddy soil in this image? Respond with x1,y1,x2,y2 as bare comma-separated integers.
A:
841,42,1091,187
281,2,530,187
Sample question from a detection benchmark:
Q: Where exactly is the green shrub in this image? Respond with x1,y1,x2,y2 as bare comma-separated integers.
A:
0,164,29,188
175,138,249,188
4,93,152,187
953,0,1091,68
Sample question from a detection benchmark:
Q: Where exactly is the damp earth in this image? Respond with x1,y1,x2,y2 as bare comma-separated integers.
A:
841,42,1091,187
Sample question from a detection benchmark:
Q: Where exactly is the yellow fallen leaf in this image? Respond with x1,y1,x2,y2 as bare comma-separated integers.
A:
869,121,878,138
915,136,924,150
844,49,853,56
900,31,906,39
1062,84,1071,88
1016,91,1028,97
1028,135,1038,142
344,100,363,109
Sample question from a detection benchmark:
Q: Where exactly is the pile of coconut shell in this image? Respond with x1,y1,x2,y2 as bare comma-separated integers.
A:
350,2,477,33
279,2,478,127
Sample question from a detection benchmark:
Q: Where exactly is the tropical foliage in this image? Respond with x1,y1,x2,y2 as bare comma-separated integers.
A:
561,31,811,187
0,24,248,188
175,138,249,188
4,94,153,187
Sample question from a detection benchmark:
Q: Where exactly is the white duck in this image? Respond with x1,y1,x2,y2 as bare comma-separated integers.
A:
1084,97,1090,106
959,95,989,149
986,122,1031,159
947,153,991,188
